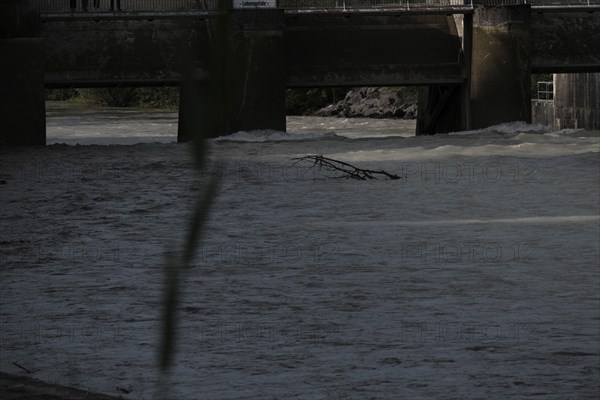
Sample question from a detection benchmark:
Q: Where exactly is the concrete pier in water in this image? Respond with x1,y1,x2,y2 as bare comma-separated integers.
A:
470,5,532,129
0,0,46,145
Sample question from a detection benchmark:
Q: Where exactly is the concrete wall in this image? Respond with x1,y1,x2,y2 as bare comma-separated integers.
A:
39,10,600,88
41,13,465,88
42,18,210,86
285,13,464,87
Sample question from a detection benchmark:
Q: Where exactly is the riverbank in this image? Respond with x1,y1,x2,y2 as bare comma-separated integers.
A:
0,372,123,400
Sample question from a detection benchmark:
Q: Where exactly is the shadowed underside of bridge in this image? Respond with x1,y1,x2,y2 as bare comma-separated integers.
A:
39,10,600,87
43,18,210,87
41,13,465,88
285,14,464,87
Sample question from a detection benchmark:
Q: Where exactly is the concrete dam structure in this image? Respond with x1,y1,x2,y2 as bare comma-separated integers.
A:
1,0,599,145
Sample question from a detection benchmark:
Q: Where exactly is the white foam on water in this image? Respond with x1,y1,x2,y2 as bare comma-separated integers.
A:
311,215,600,227
449,121,553,136
214,129,345,142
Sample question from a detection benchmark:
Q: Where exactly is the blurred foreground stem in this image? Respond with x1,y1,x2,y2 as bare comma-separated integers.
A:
157,0,230,389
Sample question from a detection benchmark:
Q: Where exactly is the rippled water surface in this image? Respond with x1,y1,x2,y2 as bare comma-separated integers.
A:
1,102,599,399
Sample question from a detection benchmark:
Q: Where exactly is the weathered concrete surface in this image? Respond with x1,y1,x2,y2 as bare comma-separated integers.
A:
178,10,286,140
42,18,210,86
531,11,600,73
41,12,466,88
554,73,599,130
284,14,465,87
471,5,531,129
38,8,600,88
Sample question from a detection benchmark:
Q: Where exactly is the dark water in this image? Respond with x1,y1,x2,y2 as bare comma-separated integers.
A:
1,103,599,399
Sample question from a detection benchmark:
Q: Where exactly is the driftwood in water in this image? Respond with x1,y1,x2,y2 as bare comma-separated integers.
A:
293,155,401,180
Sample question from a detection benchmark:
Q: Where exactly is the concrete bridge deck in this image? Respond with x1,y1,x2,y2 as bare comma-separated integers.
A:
33,1,600,86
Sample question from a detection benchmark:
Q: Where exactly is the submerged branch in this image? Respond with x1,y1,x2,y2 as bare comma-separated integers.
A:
293,155,401,180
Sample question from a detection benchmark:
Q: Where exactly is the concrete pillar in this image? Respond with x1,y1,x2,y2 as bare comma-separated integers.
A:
461,12,473,131
0,0,46,146
227,10,286,134
416,14,471,135
178,10,286,141
471,5,532,129
416,85,462,135
178,80,206,143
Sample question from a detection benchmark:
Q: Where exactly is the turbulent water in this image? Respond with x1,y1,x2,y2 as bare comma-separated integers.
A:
1,102,599,399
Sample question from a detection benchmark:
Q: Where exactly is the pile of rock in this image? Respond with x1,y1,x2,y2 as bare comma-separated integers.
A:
315,87,418,119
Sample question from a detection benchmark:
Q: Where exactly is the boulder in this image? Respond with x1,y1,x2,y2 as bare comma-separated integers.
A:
315,87,417,119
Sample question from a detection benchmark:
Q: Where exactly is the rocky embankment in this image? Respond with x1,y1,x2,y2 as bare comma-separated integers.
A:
315,87,418,119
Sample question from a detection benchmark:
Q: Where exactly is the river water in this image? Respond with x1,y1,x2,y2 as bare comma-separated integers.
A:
1,102,599,399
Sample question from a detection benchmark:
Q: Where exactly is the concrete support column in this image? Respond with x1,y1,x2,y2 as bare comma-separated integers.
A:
461,12,473,131
178,10,286,141
416,14,471,135
227,10,286,134
471,5,531,129
0,0,46,146
416,84,462,135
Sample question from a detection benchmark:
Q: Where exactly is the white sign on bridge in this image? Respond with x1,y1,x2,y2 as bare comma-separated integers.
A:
233,0,277,9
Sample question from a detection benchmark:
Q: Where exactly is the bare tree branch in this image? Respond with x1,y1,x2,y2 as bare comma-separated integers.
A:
293,155,401,180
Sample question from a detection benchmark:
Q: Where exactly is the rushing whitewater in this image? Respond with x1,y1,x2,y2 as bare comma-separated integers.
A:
1,103,599,399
